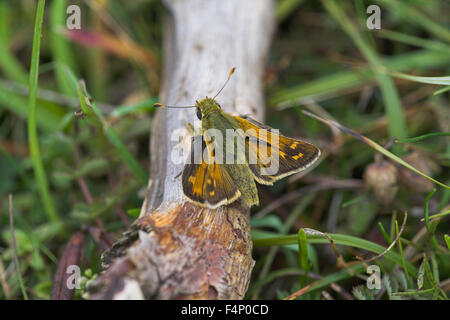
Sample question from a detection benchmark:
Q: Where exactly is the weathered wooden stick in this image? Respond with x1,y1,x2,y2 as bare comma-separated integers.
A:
88,0,274,299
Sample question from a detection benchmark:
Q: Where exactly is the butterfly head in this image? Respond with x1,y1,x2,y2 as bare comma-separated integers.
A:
195,97,221,120
153,67,235,119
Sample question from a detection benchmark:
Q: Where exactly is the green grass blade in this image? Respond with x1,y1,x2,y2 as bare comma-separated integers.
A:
302,110,450,190
430,253,440,285
389,212,397,245
249,263,366,299
0,85,65,131
251,215,286,235
0,2,28,84
9,195,28,300
253,232,417,276
433,86,450,95
375,0,450,43
391,288,435,297
363,136,449,190
28,0,60,223
322,0,407,141
445,235,450,251
308,263,366,296
424,189,436,230
392,72,450,86
395,132,450,143
417,257,425,289
377,30,450,55
276,0,305,22
396,220,412,288
297,228,309,271
110,97,158,117
424,189,440,250
425,209,450,221
270,50,450,106
297,228,310,290
77,81,148,185
50,0,78,96
341,193,367,208
439,181,450,211
378,222,392,244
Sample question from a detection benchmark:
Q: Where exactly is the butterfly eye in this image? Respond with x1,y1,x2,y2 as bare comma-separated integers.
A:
196,108,202,120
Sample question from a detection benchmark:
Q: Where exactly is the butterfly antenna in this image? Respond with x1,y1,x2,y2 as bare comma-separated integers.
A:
153,67,236,108
153,103,195,109
213,67,236,100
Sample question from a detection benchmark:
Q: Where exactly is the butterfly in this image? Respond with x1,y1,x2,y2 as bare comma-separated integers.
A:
154,68,320,209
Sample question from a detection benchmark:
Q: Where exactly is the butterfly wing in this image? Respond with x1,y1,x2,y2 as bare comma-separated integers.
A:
232,115,321,184
182,135,241,209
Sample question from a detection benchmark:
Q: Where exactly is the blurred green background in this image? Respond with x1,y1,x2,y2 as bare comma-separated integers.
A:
0,0,449,300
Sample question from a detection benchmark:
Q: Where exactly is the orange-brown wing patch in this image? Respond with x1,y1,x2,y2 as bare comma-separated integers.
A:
233,115,321,183
182,135,240,209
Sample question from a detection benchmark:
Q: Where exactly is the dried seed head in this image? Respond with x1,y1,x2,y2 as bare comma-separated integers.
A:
398,152,434,193
364,159,398,206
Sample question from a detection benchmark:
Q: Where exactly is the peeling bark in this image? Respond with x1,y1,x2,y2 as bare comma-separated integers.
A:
88,0,274,300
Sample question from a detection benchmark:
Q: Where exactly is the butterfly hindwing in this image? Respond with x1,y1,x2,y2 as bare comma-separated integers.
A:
182,135,241,209
232,115,321,183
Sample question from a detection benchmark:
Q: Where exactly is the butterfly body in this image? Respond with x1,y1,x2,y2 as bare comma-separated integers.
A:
181,97,320,209
201,98,259,207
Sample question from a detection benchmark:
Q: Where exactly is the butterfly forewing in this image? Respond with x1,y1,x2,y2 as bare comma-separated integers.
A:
232,115,321,182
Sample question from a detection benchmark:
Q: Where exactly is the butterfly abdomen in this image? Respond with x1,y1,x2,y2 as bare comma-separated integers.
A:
223,163,259,207
202,110,260,207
